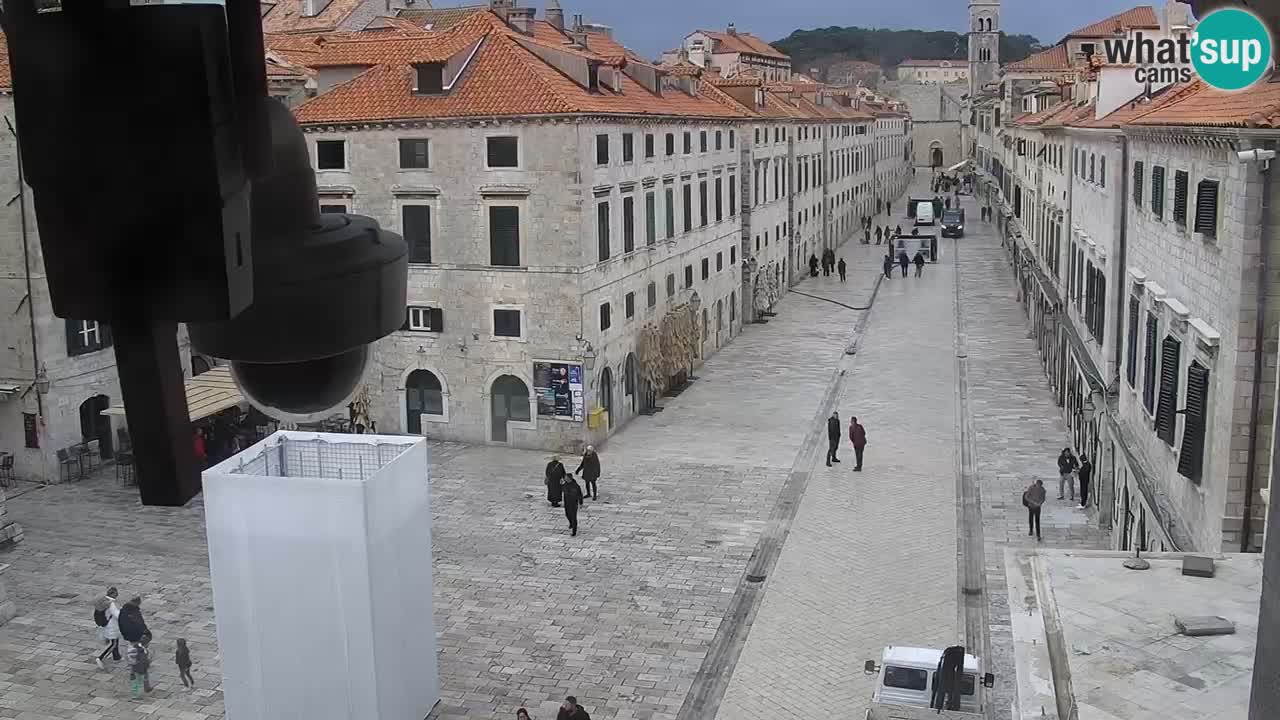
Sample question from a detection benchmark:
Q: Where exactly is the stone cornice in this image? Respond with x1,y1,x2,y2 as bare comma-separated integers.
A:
1121,125,1245,150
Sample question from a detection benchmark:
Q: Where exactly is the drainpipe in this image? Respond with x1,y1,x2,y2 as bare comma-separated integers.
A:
1243,140,1276,553
7,116,42,419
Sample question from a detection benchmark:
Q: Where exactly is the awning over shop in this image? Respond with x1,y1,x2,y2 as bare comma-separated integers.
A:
946,160,972,173
0,383,21,399
101,366,244,422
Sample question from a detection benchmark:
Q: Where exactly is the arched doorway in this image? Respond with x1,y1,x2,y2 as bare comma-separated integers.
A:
191,356,211,377
490,375,530,443
931,146,944,168
599,367,614,429
715,298,723,348
624,353,639,414
78,395,113,460
404,370,444,434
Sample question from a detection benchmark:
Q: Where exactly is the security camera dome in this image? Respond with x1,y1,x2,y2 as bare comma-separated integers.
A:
231,346,369,423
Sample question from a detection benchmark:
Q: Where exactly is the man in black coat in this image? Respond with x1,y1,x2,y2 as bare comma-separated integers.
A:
557,696,592,720
561,475,584,536
826,411,841,467
117,596,150,645
576,446,601,500
545,456,566,507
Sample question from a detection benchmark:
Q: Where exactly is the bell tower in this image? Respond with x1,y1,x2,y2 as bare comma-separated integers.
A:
968,0,1000,98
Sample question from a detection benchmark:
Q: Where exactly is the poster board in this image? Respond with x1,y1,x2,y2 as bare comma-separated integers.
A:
533,361,585,422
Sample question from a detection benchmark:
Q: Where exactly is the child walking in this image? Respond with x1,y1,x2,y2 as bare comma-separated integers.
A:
175,638,195,689
127,640,152,699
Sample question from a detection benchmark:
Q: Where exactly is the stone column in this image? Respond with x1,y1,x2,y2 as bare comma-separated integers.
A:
0,486,23,625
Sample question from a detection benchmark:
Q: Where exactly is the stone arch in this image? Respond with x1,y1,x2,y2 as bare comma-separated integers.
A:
484,370,535,443
402,367,450,434
399,364,451,431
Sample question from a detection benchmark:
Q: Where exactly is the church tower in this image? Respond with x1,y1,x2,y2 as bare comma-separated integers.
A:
968,0,1000,98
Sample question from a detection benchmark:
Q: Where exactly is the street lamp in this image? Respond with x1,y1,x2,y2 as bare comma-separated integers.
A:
1083,388,1105,423
34,364,49,394
582,343,597,371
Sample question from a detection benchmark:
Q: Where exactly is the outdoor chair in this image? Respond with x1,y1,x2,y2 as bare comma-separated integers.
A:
0,454,14,488
56,447,81,482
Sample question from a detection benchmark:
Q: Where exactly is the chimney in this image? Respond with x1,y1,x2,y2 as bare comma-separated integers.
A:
727,22,737,36
546,0,564,31
508,5,535,34
489,0,512,22
570,14,589,48
302,0,333,18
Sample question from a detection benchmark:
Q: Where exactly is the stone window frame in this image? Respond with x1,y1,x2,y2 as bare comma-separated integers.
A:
314,137,349,171
399,365,451,427
482,194,527,268
483,133,522,170
394,195,440,265
489,303,528,342
1183,316,1222,485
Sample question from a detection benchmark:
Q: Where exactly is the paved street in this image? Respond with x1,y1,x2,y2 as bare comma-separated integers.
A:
0,178,1105,720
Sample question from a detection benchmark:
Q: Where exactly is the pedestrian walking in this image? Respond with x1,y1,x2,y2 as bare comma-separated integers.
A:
545,455,565,507
898,252,910,278
175,638,195,689
557,696,592,720
576,445,601,500
1022,478,1046,541
1078,455,1093,509
117,596,151,647
944,197,952,210
93,587,121,669
886,201,892,216
837,258,847,282
882,253,894,279
895,225,903,236
825,411,841,467
126,637,153,698
809,254,819,277
864,227,871,245
913,251,925,277
1056,448,1078,501
849,417,867,471
517,710,532,720
875,226,883,244
560,474,584,536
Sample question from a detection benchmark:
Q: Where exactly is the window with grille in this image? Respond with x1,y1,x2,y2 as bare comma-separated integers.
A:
667,273,676,297
699,181,708,227
666,133,675,156
398,139,429,169
1195,179,1219,237
1173,170,1189,225
644,133,655,159
1142,313,1158,414
1151,165,1165,219
486,136,518,168
317,140,345,170
597,201,611,261
1154,335,1181,445
404,306,443,333
489,206,520,266
701,257,709,280
623,195,635,253
1178,361,1210,483
493,308,522,338
665,187,675,238
716,251,723,272
66,319,111,356
1133,160,1144,208
700,130,708,152
1126,296,1139,387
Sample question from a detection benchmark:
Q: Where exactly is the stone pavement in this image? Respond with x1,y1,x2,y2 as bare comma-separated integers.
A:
0,230,888,720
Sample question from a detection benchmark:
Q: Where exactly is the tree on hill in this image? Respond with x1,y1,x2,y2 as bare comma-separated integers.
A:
772,26,1042,77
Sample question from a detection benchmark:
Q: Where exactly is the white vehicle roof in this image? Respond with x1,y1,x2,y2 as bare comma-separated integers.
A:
882,646,981,674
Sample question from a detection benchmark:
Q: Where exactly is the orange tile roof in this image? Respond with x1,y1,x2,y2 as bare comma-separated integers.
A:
266,52,313,80
397,5,488,31
698,29,788,60
261,0,369,34
1011,99,1074,127
1127,78,1280,128
1066,82,1201,128
1005,44,1071,73
1064,5,1159,40
0,31,11,92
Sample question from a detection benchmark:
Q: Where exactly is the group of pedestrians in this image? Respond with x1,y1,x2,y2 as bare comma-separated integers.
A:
808,248,846,281
91,588,196,699
883,249,927,279
1021,448,1094,541
544,446,603,537
825,411,868,470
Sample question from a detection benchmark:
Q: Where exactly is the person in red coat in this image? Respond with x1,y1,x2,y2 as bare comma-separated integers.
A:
192,428,207,469
849,417,867,471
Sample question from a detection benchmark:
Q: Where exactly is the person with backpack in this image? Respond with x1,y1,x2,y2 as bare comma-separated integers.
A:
93,587,121,669
117,596,151,647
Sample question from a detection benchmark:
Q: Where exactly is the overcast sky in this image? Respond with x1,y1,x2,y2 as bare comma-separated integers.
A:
460,0,1156,58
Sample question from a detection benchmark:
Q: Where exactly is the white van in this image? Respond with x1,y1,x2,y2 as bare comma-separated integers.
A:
863,646,994,720
915,202,936,226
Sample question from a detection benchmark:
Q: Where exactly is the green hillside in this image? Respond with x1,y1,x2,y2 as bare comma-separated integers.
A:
773,26,1042,75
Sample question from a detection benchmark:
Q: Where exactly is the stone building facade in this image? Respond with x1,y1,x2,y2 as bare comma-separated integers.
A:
894,60,968,85
884,81,965,169
663,26,792,83
288,5,901,452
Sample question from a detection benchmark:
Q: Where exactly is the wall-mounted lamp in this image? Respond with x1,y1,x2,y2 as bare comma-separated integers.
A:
1083,388,1105,423
35,364,49,394
582,342,597,371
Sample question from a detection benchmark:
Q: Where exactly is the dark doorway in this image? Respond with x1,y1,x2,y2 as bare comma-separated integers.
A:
600,367,615,429
405,370,444,435
931,147,944,168
78,394,114,460
624,353,639,414
191,356,211,377
490,375,529,443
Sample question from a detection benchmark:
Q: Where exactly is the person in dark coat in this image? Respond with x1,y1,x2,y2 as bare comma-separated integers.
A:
1077,455,1093,509
849,417,867,471
809,254,820,277
576,446,601,500
837,258,847,282
117,596,151,647
864,226,871,245
875,226,883,244
898,251,910,278
883,253,894,279
886,200,892,216
545,456,566,507
557,697,592,720
560,474,584,536
913,251,926,277
895,225,903,236
1057,448,1078,501
825,411,841,467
